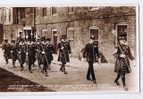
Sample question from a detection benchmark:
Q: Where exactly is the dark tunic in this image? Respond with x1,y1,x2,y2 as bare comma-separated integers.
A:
10,44,18,61
40,44,48,66
45,44,54,64
28,44,36,65
83,43,99,63
17,44,26,65
58,41,71,64
35,43,43,65
114,45,134,73
2,42,11,59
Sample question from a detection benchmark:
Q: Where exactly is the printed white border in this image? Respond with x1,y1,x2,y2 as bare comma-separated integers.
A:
0,0,142,99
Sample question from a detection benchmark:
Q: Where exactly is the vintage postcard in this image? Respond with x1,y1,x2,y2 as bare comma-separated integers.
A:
0,5,139,93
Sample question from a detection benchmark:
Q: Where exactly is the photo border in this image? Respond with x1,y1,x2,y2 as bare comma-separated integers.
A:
0,0,142,99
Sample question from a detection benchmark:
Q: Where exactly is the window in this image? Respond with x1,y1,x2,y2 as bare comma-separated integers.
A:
52,29,58,53
89,26,99,41
113,23,128,47
13,8,19,24
67,27,74,47
9,9,11,22
20,8,25,19
68,7,74,13
89,26,99,47
117,25,127,40
42,8,47,16
51,7,57,15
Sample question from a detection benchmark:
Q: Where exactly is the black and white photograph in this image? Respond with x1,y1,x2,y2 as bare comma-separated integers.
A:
0,6,139,93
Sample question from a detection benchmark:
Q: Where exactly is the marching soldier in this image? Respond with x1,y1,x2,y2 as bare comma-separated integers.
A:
2,39,11,64
27,40,36,73
113,34,135,91
45,38,54,70
35,39,43,70
58,37,71,74
83,36,99,84
40,38,49,76
10,40,18,68
17,40,26,71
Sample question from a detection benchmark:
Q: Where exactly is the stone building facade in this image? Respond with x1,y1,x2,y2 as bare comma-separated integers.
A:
0,7,136,63
35,7,136,63
1,7,35,41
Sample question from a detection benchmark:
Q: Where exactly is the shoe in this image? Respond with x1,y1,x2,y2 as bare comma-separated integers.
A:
64,71,68,74
60,68,64,72
45,73,48,77
93,80,96,84
87,78,91,81
114,80,120,86
123,86,128,91
20,68,24,71
48,67,51,70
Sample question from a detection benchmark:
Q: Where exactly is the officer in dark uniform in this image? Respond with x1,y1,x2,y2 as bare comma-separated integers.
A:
40,38,49,76
2,39,11,64
58,37,71,74
113,34,135,90
83,36,99,84
28,40,36,73
35,39,43,70
17,40,26,71
10,40,18,68
45,38,54,70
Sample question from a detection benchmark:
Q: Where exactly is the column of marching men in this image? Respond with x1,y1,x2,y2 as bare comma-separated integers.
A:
1,34,135,91
1,37,71,77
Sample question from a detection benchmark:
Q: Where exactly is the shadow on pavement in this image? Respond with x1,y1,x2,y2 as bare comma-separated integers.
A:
0,67,55,92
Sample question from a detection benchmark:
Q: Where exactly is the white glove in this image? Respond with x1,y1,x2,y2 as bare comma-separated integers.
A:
132,60,136,67
69,54,72,57
42,51,45,54
61,47,64,50
120,54,126,58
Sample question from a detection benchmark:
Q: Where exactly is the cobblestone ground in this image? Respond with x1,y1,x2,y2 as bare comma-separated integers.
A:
0,48,138,92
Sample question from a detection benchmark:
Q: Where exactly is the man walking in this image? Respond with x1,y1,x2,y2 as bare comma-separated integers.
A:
83,36,99,84
113,34,135,91
58,37,71,74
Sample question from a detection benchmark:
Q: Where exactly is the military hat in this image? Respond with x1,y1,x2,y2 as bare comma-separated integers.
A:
11,40,15,43
118,33,127,40
46,38,51,41
4,39,8,42
60,35,67,40
41,37,46,41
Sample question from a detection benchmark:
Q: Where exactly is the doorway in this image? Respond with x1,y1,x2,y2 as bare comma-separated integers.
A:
117,23,128,41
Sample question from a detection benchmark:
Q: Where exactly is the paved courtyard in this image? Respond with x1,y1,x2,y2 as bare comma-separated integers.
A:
0,48,138,92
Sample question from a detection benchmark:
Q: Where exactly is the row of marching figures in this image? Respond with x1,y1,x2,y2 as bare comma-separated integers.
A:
1,34,135,91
